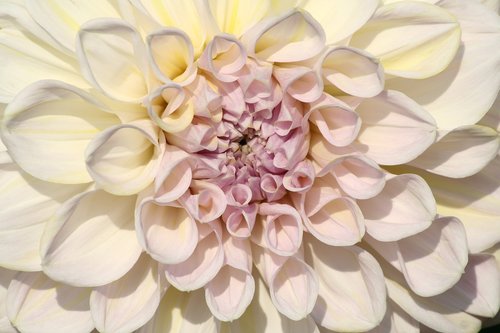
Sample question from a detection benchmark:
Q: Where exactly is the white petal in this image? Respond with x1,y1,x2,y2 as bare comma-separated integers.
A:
242,10,325,63
367,300,420,333
76,18,148,102
354,90,437,165
85,119,164,196
300,0,379,44
154,145,192,204
40,189,142,287
368,216,468,297
305,235,386,332
358,174,436,242
0,157,87,271
351,1,460,79
0,268,17,333
6,272,93,333
409,125,500,178
385,0,500,128
1,80,119,184
26,0,121,52
90,254,164,333
137,288,219,333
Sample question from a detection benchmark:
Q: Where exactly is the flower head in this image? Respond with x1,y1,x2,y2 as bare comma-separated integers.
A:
0,1,499,332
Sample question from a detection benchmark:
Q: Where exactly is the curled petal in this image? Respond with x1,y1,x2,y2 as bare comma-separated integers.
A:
166,118,218,153
283,160,315,193
274,95,303,136
359,174,436,241
273,66,323,103
260,174,287,202
180,180,227,223
85,119,165,196
223,205,258,238
135,193,198,265
226,184,253,207
154,145,192,204
147,28,196,85
242,10,326,63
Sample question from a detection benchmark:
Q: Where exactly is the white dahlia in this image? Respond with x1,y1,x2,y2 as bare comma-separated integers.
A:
0,1,499,332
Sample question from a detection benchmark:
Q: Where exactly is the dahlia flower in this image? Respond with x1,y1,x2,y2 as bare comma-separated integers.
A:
0,0,499,332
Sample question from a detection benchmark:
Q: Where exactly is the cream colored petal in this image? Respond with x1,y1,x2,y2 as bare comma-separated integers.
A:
40,189,142,287
76,18,149,103
305,235,386,332
26,0,121,52
1,80,119,184
358,174,436,242
6,272,93,333
85,119,164,196
354,90,437,165
137,288,219,333
351,1,461,79
0,268,17,333
0,155,87,271
367,300,420,333
409,125,499,178
385,0,500,129
242,10,326,63
300,0,379,44
90,254,164,333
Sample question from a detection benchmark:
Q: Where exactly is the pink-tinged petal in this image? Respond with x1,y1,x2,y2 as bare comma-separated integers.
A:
147,83,194,134
166,118,218,153
226,184,253,207
260,174,287,202
199,34,247,82
76,18,149,102
318,154,385,200
350,1,460,79
253,246,318,321
6,272,93,333
305,235,387,332
242,10,325,63
283,160,315,193
385,0,500,129
354,90,437,165
223,205,258,238
90,254,165,333
258,203,303,256
1,80,119,184
135,193,198,265
85,119,164,196
180,180,227,223
272,126,310,170
273,66,322,103
154,145,192,203
137,287,219,333
274,95,303,136
368,216,468,297
40,189,142,287
0,155,87,271
319,46,384,98
186,75,223,121
147,28,196,85
432,254,499,318
384,263,482,333
307,93,360,147
367,300,420,333
358,174,436,241
295,175,343,218
308,131,358,170
409,125,500,178
163,221,224,291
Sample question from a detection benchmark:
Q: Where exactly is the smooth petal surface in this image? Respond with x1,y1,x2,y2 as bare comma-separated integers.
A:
354,90,437,165
40,189,142,287
90,254,164,333
368,216,469,297
0,153,87,271
358,174,436,241
6,272,93,333
305,235,386,332
0,268,17,333
351,1,461,79
409,125,500,178
367,300,419,333
154,145,192,203
1,80,119,184
76,18,148,102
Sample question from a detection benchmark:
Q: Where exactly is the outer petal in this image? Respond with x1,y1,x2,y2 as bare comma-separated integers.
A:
354,90,437,165
1,80,119,184
358,174,436,242
6,272,93,333
350,1,461,79
0,268,17,333
385,0,500,128
305,235,387,332
367,300,419,333
40,189,142,287
409,125,500,178
76,18,149,102
90,254,164,333
137,288,219,333
367,216,468,297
